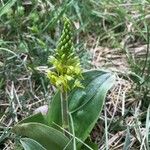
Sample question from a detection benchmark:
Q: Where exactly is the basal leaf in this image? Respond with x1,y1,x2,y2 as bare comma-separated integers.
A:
12,123,72,150
69,70,115,142
20,138,46,150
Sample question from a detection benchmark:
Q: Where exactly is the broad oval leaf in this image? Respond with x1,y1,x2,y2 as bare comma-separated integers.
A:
69,70,115,141
12,123,72,150
20,138,46,150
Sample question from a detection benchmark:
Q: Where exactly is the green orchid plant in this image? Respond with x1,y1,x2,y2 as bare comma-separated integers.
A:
12,17,116,150
47,17,83,135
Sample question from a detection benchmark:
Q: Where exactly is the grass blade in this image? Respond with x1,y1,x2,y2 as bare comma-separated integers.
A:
0,0,17,17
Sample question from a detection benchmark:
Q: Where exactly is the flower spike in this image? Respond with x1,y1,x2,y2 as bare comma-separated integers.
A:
47,17,83,91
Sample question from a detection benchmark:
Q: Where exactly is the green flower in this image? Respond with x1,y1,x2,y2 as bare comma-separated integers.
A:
47,17,83,91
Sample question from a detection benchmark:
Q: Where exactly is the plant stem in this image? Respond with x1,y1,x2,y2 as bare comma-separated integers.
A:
69,113,77,150
61,89,70,137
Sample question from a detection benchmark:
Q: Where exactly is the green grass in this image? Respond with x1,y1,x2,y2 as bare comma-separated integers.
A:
0,0,150,149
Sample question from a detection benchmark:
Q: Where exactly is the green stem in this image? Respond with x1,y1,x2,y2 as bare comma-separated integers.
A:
61,89,70,137
69,113,77,150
